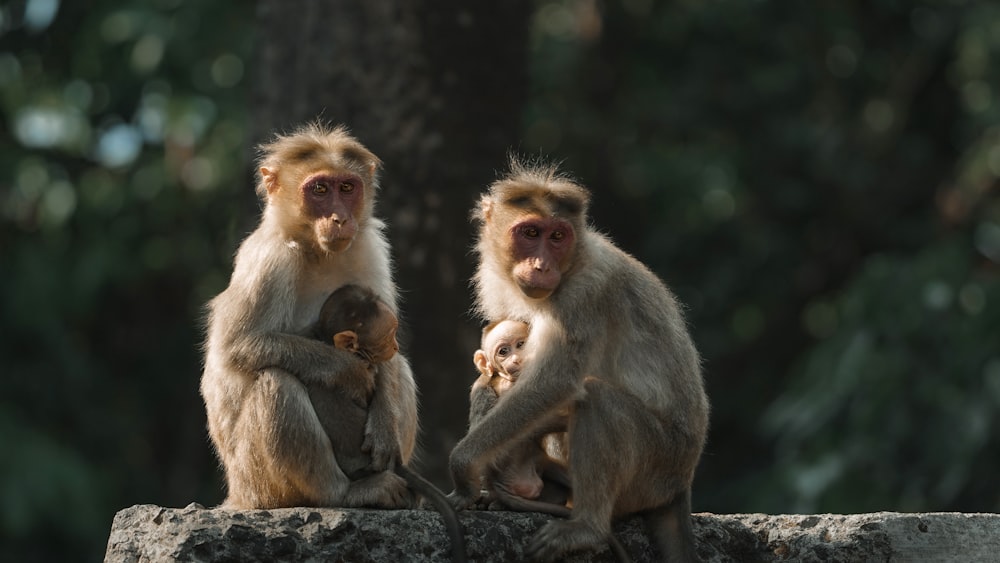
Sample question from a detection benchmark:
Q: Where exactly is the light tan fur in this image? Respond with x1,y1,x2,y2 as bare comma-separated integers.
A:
200,122,418,510
450,158,709,562
468,320,570,505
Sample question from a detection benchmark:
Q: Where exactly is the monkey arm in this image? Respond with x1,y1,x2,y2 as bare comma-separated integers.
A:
210,265,371,391
362,353,418,471
468,376,499,427
231,331,370,384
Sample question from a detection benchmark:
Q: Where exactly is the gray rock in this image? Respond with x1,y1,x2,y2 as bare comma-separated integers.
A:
104,505,1000,562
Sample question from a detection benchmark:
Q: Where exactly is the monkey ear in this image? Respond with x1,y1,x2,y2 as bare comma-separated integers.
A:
473,350,492,377
333,331,360,352
260,167,280,195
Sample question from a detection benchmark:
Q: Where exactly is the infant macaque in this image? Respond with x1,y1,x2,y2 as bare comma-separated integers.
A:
314,283,399,366
310,284,399,479
470,320,569,508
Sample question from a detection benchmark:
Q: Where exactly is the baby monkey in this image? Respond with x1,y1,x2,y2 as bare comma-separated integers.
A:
470,320,571,512
312,284,466,563
309,284,400,478
471,321,631,562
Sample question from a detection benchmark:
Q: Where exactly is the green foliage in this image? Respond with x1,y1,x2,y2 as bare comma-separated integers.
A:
3,0,1000,560
526,0,1000,513
0,0,251,560
761,239,1000,512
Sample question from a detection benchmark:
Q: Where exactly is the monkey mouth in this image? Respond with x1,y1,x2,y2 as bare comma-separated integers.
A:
517,283,555,300
320,237,353,253
316,219,357,252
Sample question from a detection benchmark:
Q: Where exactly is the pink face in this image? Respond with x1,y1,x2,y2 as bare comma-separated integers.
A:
509,217,575,299
302,173,364,252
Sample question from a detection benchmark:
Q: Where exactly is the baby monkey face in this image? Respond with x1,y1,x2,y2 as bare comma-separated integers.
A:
359,299,399,364
487,320,529,378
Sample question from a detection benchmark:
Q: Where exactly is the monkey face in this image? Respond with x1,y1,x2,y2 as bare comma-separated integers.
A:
492,339,525,378
301,173,365,252
508,217,576,299
486,320,529,379
362,302,399,363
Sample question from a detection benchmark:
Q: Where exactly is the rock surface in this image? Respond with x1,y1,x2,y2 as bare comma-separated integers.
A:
105,504,1000,562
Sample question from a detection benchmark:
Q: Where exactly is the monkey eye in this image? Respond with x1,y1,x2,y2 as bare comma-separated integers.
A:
515,340,525,349
522,226,540,238
312,181,329,195
497,345,511,357
551,230,565,241
339,181,355,193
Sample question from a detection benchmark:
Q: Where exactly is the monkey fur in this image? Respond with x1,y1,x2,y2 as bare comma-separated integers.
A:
311,284,467,563
200,122,418,511
469,320,571,507
469,319,630,562
449,159,710,562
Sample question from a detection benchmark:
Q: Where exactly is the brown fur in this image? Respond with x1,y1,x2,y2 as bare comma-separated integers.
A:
468,320,571,507
310,284,467,563
449,158,709,562
200,122,418,510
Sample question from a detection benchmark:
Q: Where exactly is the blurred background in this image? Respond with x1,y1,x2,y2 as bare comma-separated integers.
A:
2,0,999,561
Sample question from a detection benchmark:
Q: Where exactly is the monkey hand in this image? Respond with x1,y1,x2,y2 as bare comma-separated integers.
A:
446,489,480,511
339,354,376,407
447,441,486,510
361,406,402,472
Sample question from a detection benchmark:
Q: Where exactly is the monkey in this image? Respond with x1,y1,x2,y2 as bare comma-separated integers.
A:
469,320,571,507
200,122,419,512
448,159,710,563
309,284,467,563
469,320,632,563
308,283,402,480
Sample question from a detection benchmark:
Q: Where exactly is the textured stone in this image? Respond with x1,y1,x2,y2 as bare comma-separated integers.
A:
104,505,1000,562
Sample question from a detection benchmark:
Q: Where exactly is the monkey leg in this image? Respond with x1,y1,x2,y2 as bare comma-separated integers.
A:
525,377,684,563
308,379,416,510
224,369,352,509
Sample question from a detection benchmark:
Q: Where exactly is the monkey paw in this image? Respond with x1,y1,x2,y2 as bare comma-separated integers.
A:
361,428,400,473
445,490,478,511
525,519,608,562
343,471,415,509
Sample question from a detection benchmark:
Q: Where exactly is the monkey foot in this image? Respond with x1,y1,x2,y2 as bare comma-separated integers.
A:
525,519,609,562
343,471,415,509
445,490,480,511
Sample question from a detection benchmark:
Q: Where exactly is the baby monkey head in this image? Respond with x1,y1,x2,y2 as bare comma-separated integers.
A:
315,284,398,364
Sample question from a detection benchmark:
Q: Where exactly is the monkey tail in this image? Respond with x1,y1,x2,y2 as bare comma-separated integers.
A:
395,466,468,563
493,488,572,517
644,489,701,563
607,534,633,563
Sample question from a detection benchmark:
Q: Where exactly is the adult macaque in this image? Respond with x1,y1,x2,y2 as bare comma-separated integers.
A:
449,160,710,562
200,122,418,510
469,320,570,507
311,284,466,563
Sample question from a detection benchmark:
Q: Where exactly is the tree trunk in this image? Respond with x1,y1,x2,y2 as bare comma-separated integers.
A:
253,0,532,486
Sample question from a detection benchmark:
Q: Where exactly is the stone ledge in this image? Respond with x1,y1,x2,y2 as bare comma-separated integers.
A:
104,504,1000,562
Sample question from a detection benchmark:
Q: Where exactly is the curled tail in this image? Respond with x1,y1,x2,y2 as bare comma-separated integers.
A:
396,466,468,563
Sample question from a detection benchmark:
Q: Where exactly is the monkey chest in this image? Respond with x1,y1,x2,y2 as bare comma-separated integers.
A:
292,274,360,332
